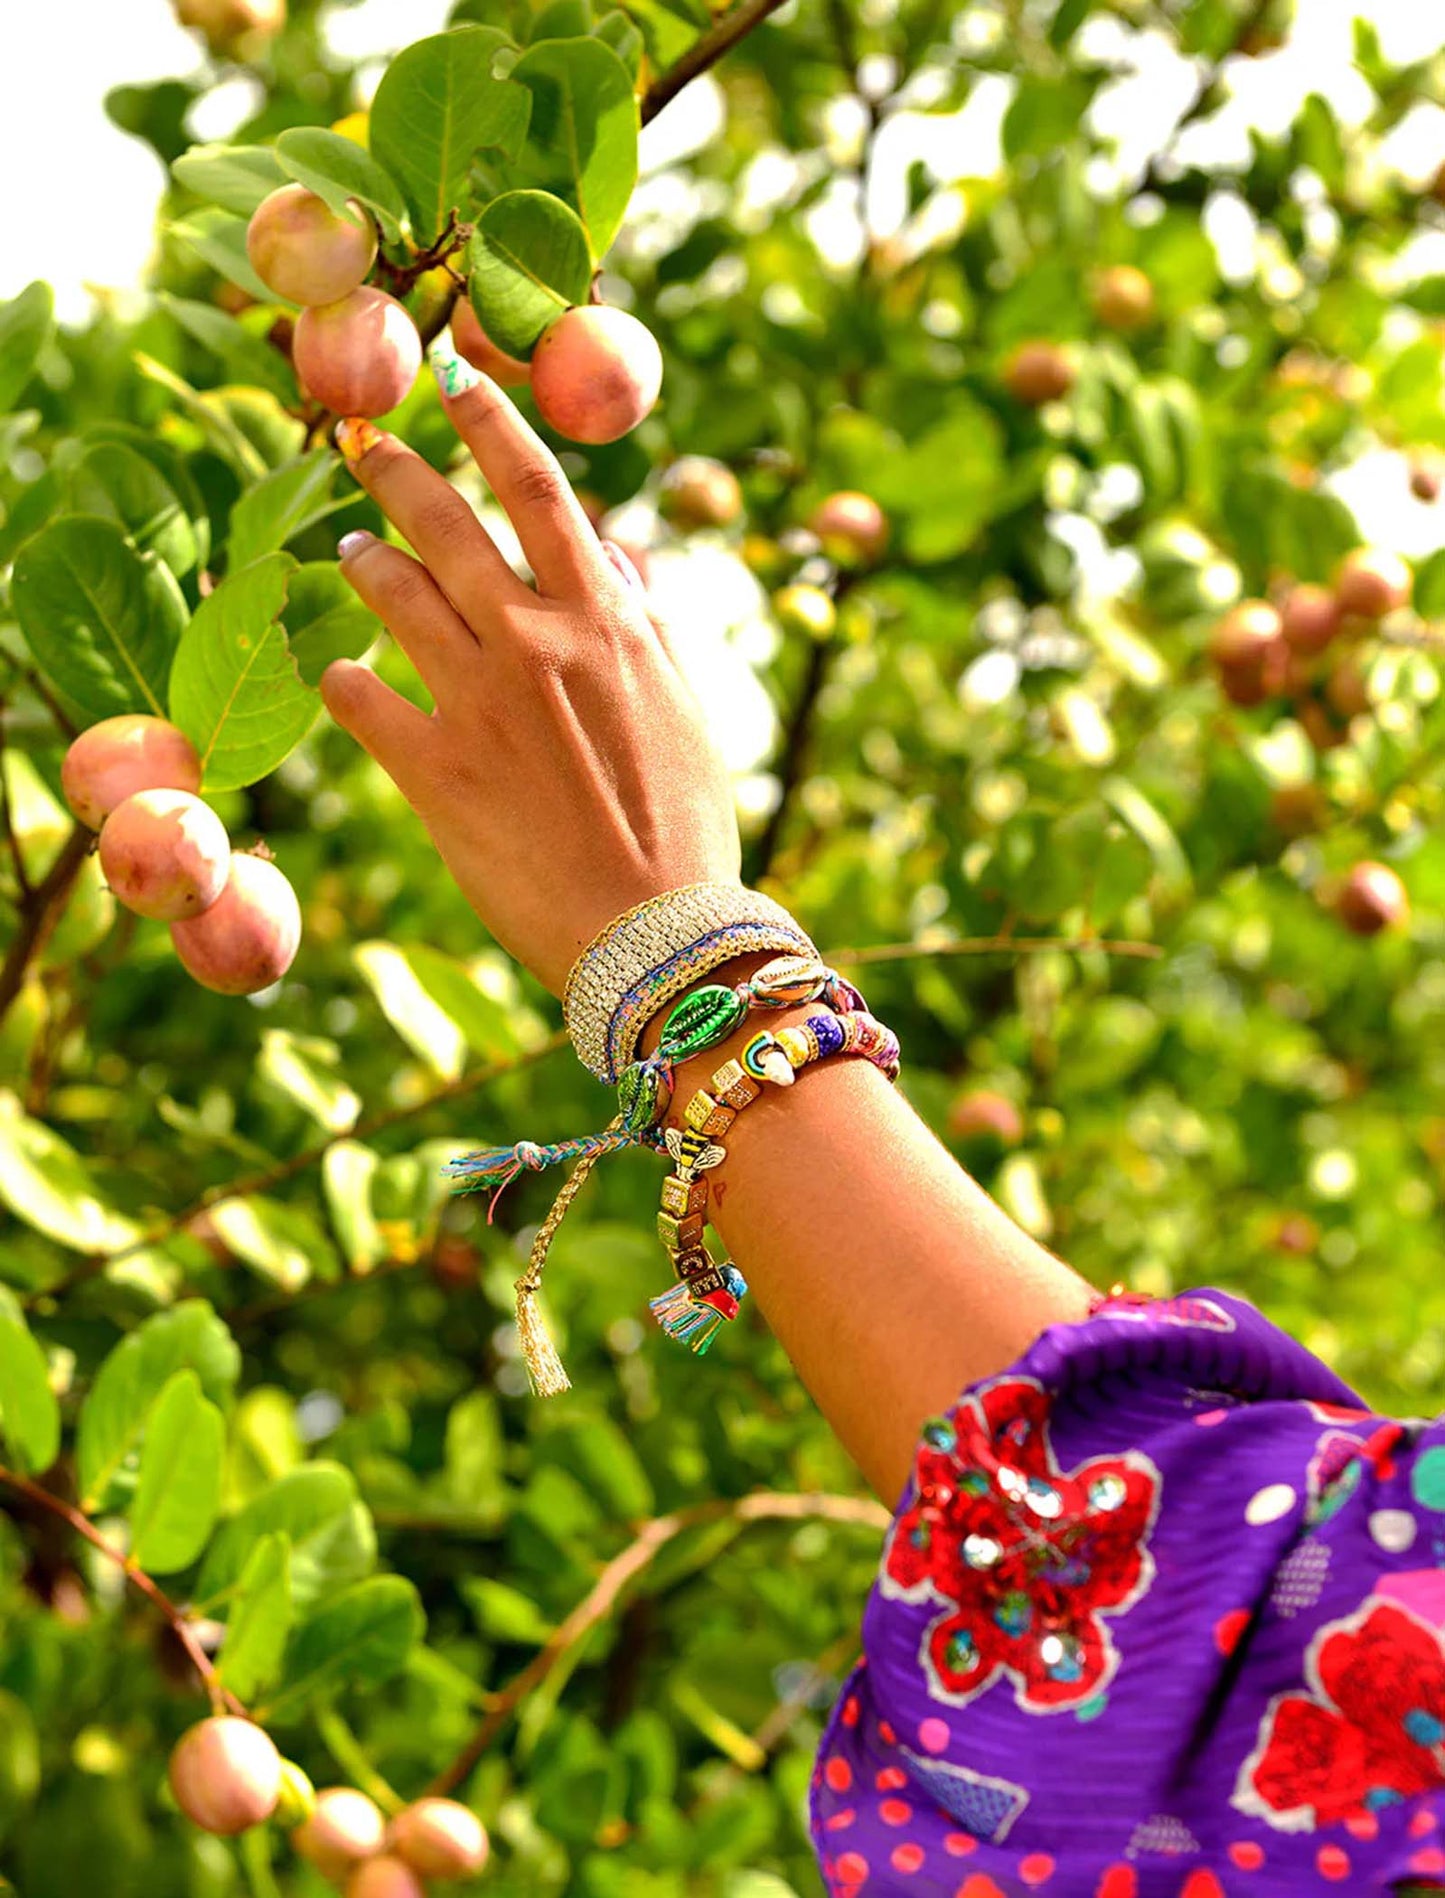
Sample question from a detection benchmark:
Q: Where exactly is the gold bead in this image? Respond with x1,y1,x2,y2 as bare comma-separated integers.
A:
658,1211,706,1250
711,1060,762,1110
683,1089,736,1137
661,1175,708,1217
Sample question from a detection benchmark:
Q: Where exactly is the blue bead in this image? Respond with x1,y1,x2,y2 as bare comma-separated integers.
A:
808,1011,846,1056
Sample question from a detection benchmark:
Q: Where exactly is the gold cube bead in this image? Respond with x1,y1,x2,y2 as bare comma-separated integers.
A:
711,1060,762,1110
674,1246,715,1281
660,1175,709,1217
683,1089,736,1137
658,1210,706,1249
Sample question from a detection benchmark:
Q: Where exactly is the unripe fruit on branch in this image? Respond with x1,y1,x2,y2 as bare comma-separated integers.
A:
294,287,422,419
1268,782,1327,837
530,306,663,444
1280,583,1342,656
171,852,302,995
1218,661,1270,708
1335,860,1409,936
246,185,377,307
1091,265,1155,331
388,1799,490,1879
345,1857,426,1898
275,1761,317,1829
947,1090,1024,1146
1325,650,1372,720
1410,459,1442,503
175,0,284,55
1298,699,1348,754
659,456,743,531
451,298,530,388
773,583,837,642
1002,341,1075,407
1334,547,1411,620
168,1718,282,1837
293,1787,387,1881
1208,599,1281,668
808,490,889,568
99,790,230,922
62,716,203,830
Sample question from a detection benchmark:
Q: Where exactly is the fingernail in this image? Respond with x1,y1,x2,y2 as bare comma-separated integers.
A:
337,530,375,560
428,335,483,399
602,540,647,596
335,417,384,465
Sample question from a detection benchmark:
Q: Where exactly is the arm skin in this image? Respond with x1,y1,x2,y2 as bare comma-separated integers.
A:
321,359,1091,1507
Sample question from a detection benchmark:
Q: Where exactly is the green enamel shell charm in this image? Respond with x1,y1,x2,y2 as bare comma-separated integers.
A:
618,1059,673,1131
657,984,748,1061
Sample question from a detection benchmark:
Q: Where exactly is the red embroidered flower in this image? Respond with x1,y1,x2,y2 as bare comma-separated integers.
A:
882,1377,1161,1713
1235,1599,1445,1831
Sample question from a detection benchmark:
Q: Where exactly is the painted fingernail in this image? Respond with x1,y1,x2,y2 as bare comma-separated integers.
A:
337,530,375,560
428,336,483,399
335,417,385,465
602,540,647,596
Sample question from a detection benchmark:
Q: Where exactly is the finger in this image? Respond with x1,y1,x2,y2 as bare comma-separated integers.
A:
427,338,610,601
335,417,529,624
600,539,683,671
319,658,439,806
337,528,485,708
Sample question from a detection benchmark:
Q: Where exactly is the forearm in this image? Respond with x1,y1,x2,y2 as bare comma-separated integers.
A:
639,955,1094,1502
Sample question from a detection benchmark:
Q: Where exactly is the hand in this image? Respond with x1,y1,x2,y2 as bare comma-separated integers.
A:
319,353,742,997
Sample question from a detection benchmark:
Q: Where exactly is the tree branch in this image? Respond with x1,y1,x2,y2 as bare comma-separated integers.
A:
0,825,92,1029
640,0,792,126
832,933,1162,966
0,1462,244,1716
428,1490,888,1795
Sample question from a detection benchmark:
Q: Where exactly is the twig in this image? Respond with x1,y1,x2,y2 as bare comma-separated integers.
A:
640,0,793,125
427,1490,889,1795
29,1032,568,1310
747,635,835,881
0,709,32,901
0,825,92,1029
314,1702,404,1815
0,1461,244,1716
832,933,1162,966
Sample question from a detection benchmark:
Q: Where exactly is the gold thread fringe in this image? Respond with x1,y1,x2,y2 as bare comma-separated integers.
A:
513,1113,623,1396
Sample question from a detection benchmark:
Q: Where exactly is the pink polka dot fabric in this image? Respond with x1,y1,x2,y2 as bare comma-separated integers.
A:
809,1289,1445,1894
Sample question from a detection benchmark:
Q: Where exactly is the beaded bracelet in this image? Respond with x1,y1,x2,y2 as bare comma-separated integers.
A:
646,1009,903,1357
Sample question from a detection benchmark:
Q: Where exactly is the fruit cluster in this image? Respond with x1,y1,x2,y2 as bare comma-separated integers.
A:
243,184,662,443
169,1718,488,1896
62,717,300,994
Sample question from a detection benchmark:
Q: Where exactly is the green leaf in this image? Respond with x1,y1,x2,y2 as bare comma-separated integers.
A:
133,351,268,482
354,941,468,1080
616,0,709,67
168,552,318,792
462,1576,553,1644
12,515,188,721
129,1369,225,1574
70,438,205,579
1415,548,1445,619
267,1575,424,1717
217,1534,293,1701
0,1090,143,1260
199,1463,376,1615
594,9,643,78
1002,74,1092,162
467,190,591,358
227,451,356,572
207,1197,337,1293
169,209,278,305
274,128,406,244
401,944,525,1061
257,1030,361,1134
0,283,53,416
444,1389,507,1521
510,38,638,258
370,27,533,243
322,1142,387,1275
77,1300,240,1512
172,143,286,217
529,0,592,38
281,563,380,686
159,294,294,403
870,402,1006,564
0,1289,59,1478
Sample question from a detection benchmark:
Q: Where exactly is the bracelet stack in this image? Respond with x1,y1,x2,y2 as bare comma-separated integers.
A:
443,887,901,1396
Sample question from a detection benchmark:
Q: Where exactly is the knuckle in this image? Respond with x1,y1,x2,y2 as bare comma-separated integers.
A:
511,458,566,512
384,562,436,614
413,491,476,544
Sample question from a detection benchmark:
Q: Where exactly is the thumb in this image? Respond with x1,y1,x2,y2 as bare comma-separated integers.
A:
320,659,435,805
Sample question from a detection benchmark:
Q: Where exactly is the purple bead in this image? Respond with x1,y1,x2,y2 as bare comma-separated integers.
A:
808,1010,846,1057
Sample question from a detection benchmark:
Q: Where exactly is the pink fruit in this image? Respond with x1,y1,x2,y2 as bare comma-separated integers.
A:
1280,583,1342,656
389,1799,490,1879
1335,547,1412,620
62,716,202,830
1208,599,1282,668
246,184,377,307
530,305,663,444
1002,341,1074,406
451,298,530,388
175,0,284,54
660,456,743,531
345,1857,425,1898
1336,860,1409,936
293,1787,387,1881
168,1718,282,1837
947,1090,1024,1145
99,790,230,922
294,286,421,418
808,491,889,567
170,853,302,995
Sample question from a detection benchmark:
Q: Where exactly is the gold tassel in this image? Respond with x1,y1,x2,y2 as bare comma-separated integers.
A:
512,1113,623,1397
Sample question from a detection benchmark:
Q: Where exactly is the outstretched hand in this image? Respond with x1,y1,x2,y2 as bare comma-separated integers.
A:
319,345,743,997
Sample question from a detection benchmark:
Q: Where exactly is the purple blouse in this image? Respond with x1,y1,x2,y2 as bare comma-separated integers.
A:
809,1289,1445,1896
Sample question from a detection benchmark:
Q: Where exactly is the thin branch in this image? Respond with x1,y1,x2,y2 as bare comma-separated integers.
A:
832,933,1163,966
314,1702,404,1815
428,1490,889,1795
0,709,33,901
0,825,92,1029
640,0,792,125
747,634,835,882
0,1462,244,1716
29,1031,568,1310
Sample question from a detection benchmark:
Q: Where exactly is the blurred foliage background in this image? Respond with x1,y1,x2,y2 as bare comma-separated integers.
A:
3,0,1445,1892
